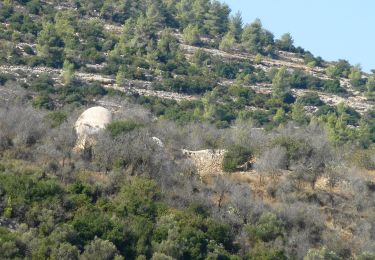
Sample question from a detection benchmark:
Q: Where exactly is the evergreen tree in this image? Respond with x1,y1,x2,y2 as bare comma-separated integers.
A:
36,21,64,68
55,11,78,50
291,102,309,125
62,60,74,85
183,24,201,45
277,33,294,51
176,0,195,28
272,66,290,98
357,120,371,148
132,14,154,52
203,0,230,37
348,64,362,81
241,19,274,55
219,32,236,51
228,11,243,41
146,1,165,31
116,66,126,86
192,0,209,26
273,108,287,126
156,29,180,63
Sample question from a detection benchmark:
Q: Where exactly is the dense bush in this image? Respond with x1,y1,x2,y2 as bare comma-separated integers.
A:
160,76,217,95
297,92,324,106
322,79,346,94
222,145,253,172
106,120,144,137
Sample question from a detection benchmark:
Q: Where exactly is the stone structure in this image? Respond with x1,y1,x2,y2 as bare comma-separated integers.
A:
182,149,226,176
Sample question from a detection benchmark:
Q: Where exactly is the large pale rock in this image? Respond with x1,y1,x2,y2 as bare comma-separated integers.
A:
75,106,112,149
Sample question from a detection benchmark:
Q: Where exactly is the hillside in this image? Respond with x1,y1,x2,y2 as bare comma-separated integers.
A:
1,0,375,259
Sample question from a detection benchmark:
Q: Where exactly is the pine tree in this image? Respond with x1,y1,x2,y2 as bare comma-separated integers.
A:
116,66,126,87
192,0,209,25
131,14,154,52
176,0,195,28
219,32,236,51
203,0,230,37
62,60,74,85
241,19,274,55
36,21,64,68
291,102,309,125
357,120,371,148
277,33,294,51
273,108,287,126
348,64,362,81
272,67,290,98
229,11,243,41
183,25,201,45
55,11,78,50
146,1,165,31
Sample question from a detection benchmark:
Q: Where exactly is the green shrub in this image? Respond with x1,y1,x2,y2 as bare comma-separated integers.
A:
222,145,253,172
350,78,367,91
45,111,67,128
352,148,375,170
3,197,12,218
183,25,201,45
298,92,324,106
106,120,144,138
247,242,287,260
272,136,302,163
0,73,12,85
323,80,346,94
29,74,55,93
32,95,53,110
246,212,284,242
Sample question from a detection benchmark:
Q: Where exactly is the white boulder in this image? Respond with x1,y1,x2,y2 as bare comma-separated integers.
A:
75,106,112,149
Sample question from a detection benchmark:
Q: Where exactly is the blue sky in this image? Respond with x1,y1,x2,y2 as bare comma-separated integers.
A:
223,0,374,72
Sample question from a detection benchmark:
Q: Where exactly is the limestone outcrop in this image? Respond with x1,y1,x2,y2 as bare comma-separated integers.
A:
75,106,112,149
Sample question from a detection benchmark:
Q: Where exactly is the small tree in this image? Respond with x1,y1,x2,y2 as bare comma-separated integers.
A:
348,64,362,81
241,19,274,55
291,102,309,125
50,243,79,260
62,59,74,85
277,33,294,51
246,212,284,243
222,145,253,172
272,66,291,99
254,146,288,183
81,238,123,260
254,53,262,64
273,108,287,126
228,11,243,41
183,25,201,45
116,66,127,87
219,32,236,51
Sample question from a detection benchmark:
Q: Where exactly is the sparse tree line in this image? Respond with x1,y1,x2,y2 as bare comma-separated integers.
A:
1,0,373,93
